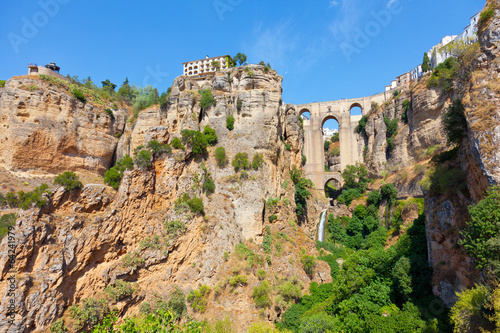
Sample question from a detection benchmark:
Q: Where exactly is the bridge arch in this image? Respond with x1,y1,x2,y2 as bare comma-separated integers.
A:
299,108,311,120
322,114,339,127
349,103,363,116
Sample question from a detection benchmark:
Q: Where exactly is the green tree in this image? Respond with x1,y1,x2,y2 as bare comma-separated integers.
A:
252,153,264,170
226,114,235,131
392,256,412,302
443,99,467,145
117,77,134,100
422,52,431,72
171,137,185,150
211,60,221,70
101,79,117,94
54,171,83,191
232,152,249,171
181,130,208,156
199,89,216,110
215,147,228,167
342,162,369,191
202,125,218,146
135,150,152,169
450,285,491,333
461,185,500,277
233,52,247,66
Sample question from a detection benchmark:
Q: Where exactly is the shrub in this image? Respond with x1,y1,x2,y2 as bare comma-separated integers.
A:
276,276,303,309
256,269,266,281
331,147,340,156
187,285,211,313
380,183,398,204
229,275,248,287
253,281,271,308
252,153,264,170
232,152,249,171
443,99,467,145
236,98,243,113
202,125,218,146
0,80,5,88
341,162,369,191
450,285,490,332
121,252,145,269
226,114,235,131
290,166,313,217
285,142,292,151
168,286,186,319
202,174,215,195
324,140,330,151
72,89,86,103
104,108,114,119
54,171,82,191
69,298,109,330
302,154,307,166
199,89,216,110
181,129,208,156
147,140,172,155
188,196,204,215
135,149,152,169
104,155,133,190
301,255,316,278
384,116,399,138
215,147,228,167
269,215,277,222
50,318,67,333
356,115,368,134
479,7,495,26
104,280,135,302
337,188,361,206
367,190,382,207
0,213,16,241
140,236,163,250
461,185,500,276
171,137,185,150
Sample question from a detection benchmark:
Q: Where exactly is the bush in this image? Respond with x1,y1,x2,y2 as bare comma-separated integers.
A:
0,80,5,88
301,255,316,278
104,108,114,119
147,140,171,155
199,89,216,110
236,98,243,113
50,318,67,333
384,116,399,138
290,166,313,217
0,213,16,241
269,215,277,222
121,252,145,269
135,149,152,169
168,286,186,319
54,171,82,191
187,285,211,313
302,154,307,166
461,185,500,277
202,125,218,146
165,220,187,237
479,7,495,26
450,285,490,332
380,183,398,204
443,99,467,145
104,155,133,190
342,162,369,192
337,188,361,206
253,281,271,308
226,114,235,131
256,269,267,281
285,142,292,151
171,137,185,150
252,153,264,170
72,89,86,103
69,298,109,330
215,147,228,167
181,129,208,156
324,140,330,151
202,174,215,195
367,190,382,207
104,280,135,302
188,196,205,215
356,115,368,134
232,152,249,171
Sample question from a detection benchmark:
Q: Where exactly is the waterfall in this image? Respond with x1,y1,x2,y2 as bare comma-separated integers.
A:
318,209,327,242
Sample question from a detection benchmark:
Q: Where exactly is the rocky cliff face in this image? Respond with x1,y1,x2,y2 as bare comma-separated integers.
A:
0,66,330,332
0,77,126,175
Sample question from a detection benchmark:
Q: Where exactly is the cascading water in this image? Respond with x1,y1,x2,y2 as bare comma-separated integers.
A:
317,209,327,242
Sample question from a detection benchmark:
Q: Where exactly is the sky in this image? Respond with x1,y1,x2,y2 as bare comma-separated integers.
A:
0,0,486,131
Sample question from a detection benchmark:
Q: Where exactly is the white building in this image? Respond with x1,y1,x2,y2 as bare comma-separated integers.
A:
183,55,232,77
411,64,423,81
429,35,458,68
456,12,480,41
323,128,338,141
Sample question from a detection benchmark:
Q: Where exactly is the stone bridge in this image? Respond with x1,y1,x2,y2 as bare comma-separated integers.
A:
295,91,390,191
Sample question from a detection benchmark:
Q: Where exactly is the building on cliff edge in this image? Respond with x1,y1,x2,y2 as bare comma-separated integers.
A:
183,55,233,77
28,62,70,82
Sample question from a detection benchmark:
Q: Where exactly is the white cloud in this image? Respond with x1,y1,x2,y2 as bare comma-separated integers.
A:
329,1,339,8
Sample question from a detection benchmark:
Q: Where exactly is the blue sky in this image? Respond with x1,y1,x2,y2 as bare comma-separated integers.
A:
0,0,485,112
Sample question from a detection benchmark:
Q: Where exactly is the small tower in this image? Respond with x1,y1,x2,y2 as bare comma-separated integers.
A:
28,63,38,75
45,62,60,73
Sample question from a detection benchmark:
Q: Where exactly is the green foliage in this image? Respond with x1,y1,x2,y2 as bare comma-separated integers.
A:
252,153,264,170
256,269,267,281
165,220,187,237
50,318,67,333
427,57,458,93
392,257,412,301
356,115,368,134
380,183,398,204
168,286,186,319
0,80,5,88
226,114,235,131
285,142,292,151
461,185,500,277
171,137,185,150
187,285,211,313
140,236,163,250
69,298,109,330
147,140,172,155
175,193,205,215
233,52,247,66
104,108,114,119
402,99,410,123
337,188,361,206
54,171,82,191
290,166,313,217
121,251,145,269
0,213,16,241
450,285,490,333
181,129,208,156
269,214,277,222
443,99,467,145
253,281,271,308
324,140,330,151
342,162,369,192
236,98,243,114
199,89,216,110
232,152,249,171
215,147,228,167
15,184,51,210
202,125,218,146
202,174,215,195
301,255,316,278
299,313,339,333
479,7,495,26
302,154,307,166
104,280,135,302
384,116,399,151
422,52,431,72
72,88,86,103
276,276,303,310
104,155,133,190
367,190,382,207
134,149,152,169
